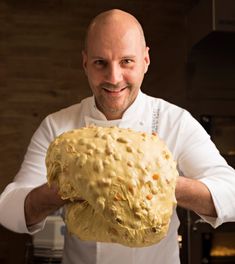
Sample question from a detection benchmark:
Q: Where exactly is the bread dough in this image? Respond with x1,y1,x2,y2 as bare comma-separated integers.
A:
46,126,178,247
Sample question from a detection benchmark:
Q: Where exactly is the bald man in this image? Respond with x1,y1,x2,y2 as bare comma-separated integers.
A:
1,9,235,264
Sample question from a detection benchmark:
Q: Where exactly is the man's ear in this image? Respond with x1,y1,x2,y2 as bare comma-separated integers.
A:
82,50,88,75
144,46,150,73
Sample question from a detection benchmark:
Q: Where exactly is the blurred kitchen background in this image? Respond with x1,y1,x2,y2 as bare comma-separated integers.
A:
0,0,234,263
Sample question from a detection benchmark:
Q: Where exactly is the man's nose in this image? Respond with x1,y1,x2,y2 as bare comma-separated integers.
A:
105,63,123,84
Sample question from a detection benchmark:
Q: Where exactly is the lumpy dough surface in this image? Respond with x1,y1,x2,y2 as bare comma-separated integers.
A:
46,126,178,247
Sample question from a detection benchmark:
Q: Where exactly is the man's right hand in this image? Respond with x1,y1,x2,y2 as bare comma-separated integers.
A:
24,183,67,227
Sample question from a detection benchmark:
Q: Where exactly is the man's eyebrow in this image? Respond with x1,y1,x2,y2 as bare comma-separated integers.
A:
90,55,136,60
121,55,136,59
91,56,105,60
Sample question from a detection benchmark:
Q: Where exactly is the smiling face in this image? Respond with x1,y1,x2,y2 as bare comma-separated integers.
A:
83,10,150,120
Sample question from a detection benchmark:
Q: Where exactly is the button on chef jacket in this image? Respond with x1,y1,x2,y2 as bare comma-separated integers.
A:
1,91,235,264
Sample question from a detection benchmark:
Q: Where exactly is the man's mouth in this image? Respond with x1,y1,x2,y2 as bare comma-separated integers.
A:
103,87,126,93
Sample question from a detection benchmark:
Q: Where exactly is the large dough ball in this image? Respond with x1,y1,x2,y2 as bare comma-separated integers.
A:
46,126,178,247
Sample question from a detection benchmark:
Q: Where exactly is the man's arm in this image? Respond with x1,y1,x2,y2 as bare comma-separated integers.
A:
175,176,217,217
24,183,67,227
24,175,217,227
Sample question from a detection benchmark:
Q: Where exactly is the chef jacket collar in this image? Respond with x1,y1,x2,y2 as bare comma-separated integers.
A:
85,90,145,128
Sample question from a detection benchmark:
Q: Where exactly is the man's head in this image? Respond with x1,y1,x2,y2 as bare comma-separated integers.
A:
82,9,150,120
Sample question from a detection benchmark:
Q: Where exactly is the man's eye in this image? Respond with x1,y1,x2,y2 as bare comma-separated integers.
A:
94,60,106,67
121,59,133,65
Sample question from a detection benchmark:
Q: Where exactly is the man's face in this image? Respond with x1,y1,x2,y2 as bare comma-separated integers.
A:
83,25,150,120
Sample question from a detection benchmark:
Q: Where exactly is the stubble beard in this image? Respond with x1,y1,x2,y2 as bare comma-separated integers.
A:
93,82,140,119
96,95,127,118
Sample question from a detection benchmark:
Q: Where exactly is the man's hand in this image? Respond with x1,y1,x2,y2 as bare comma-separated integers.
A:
24,183,67,227
175,176,217,217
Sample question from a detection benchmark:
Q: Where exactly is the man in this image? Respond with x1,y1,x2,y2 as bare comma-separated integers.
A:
0,9,235,264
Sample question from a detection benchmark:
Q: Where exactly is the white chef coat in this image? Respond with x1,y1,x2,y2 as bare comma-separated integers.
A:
1,91,235,264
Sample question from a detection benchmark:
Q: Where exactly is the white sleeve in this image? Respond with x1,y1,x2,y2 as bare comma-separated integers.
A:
0,116,54,233
177,111,235,228
0,185,46,233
